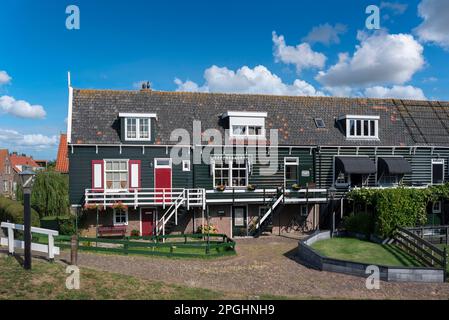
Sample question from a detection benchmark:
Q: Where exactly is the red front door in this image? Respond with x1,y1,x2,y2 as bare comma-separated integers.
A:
141,208,155,236
155,159,172,203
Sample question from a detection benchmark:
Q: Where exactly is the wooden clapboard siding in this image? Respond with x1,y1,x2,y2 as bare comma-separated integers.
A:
315,146,449,189
193,147,314,191
69,146,192,205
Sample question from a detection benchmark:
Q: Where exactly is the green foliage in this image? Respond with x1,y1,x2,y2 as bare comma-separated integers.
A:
0,197,40,227
31,171,69,217
347,186,432,238
342,213,374,236
40,215,75,235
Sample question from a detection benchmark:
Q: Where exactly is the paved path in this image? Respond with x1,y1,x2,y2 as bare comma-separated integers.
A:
59,236,449,299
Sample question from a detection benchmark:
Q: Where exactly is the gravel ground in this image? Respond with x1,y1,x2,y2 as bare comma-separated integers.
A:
56,235,449,300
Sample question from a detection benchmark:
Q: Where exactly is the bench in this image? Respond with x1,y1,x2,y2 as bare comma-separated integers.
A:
98,226,127,237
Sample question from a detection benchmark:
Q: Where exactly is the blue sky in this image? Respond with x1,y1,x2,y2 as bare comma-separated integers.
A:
0,0,448,160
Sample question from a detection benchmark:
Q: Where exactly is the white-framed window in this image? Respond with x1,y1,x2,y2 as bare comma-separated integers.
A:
341,115,379,139
335,172,350,187
213,158,248,187
104,160,128,190
284,157,299,181
432,159,445,185
300,205,309,217
113,208,128,226
378,174,401,187
125,117,151,141
155,158,172,168
182,160,191,172
223,111,267,138
3,181,8,192
259,206,269,217
432,201,442,214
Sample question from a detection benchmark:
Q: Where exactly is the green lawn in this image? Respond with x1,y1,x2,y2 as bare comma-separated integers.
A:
0,255,261,300
311,237,422,267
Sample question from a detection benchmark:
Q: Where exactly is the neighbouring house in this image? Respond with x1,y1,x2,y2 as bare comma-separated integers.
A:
55,133,69,174
34,160,48,169
0,149,15,199
9,153,43,173
67,83,449,238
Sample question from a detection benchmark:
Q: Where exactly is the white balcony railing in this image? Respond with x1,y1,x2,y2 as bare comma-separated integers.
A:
84,188,206,209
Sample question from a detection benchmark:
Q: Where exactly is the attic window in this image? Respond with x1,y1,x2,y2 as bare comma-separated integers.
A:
119,113,156,142
314,118,325,128
338,115,379,140
222,111,267,138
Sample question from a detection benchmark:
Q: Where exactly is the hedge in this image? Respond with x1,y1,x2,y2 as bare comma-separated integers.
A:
0,197,40,227
40,215,75,235
347,187,431,237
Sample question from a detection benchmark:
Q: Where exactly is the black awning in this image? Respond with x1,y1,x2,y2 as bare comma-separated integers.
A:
335,156,376,175
378,157,412,175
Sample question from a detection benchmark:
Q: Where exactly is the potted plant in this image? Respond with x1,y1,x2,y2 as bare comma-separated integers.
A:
216,185,226,192
292,184,301,191
131,229,140,237
83,203,104,211
112,201,128,211
247,184,256,191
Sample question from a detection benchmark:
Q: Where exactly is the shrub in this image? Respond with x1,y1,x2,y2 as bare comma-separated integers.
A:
343,213,374,236
0,198,40,227
40,215,75,235
347,187,429,238
131,229,140,237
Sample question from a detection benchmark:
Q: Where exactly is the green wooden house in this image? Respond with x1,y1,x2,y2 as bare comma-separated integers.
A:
67,84,449,238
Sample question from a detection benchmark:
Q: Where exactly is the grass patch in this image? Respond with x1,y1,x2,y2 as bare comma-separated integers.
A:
311,237,422,267
0,255,241,300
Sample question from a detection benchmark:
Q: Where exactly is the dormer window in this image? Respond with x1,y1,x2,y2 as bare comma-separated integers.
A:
339,115,379,139
119,113,156,142
222,111,267,138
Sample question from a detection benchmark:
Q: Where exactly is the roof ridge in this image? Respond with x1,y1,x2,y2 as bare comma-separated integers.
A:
73,87,449,104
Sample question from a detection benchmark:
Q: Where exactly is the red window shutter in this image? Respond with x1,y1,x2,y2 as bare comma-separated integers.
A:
129,160,141,190
92,160,104,190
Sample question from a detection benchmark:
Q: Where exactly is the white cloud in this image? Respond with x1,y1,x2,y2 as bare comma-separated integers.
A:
380,2,408,15
174,78,204,92
0,71,11,85
272,32,326,73
175,65,325,97
0,129,58,149
0,95,46,119
316,32,424,88
415,0,449,50
302,23,347,45
364,85,426,100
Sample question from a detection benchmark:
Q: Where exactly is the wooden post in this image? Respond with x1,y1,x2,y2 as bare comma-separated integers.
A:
70,235,78,266
7,225,14,255
446,227,449,246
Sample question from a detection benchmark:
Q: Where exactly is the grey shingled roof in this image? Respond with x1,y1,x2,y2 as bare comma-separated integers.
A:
71,88,449,147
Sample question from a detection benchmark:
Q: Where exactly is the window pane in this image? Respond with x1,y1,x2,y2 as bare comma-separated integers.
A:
233,125,246,135
370,121,375,136
127,118,137,139
363,120,369,136
139,118,149,139
432,163,444,184
349,120,355,136
106,161,112,171
356,120,362,136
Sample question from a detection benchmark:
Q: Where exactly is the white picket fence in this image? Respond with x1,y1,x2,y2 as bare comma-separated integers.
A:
0,222,60,259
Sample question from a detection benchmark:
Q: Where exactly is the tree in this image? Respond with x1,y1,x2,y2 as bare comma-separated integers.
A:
31,171,69,217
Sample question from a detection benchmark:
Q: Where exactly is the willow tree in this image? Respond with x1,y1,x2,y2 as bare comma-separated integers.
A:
31,171,69,217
